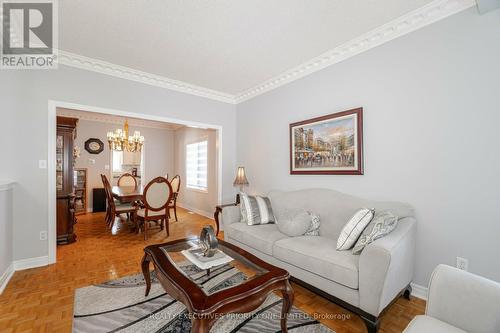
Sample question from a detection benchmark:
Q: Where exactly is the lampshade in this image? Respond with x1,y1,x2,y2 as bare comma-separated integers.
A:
233,167,249,186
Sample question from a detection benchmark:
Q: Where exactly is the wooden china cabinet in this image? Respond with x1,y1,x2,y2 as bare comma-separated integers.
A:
56,116,78,245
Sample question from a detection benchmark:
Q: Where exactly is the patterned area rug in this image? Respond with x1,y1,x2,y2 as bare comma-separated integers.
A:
73,262,335,333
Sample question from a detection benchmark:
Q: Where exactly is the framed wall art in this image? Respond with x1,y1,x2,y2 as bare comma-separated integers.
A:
290,107,363,175
84,138,104,154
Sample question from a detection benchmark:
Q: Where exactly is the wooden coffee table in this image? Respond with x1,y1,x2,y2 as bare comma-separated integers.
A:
141,238,294,333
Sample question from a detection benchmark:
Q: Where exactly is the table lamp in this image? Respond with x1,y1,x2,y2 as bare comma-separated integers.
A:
233,167,249,204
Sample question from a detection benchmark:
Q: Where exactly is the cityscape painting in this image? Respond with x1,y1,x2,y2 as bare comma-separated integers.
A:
290,108,363,175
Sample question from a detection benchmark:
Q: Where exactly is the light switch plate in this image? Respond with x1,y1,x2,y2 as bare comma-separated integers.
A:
105,164,110,170
89,159,96,165
38,160,47,169
456,257,468,271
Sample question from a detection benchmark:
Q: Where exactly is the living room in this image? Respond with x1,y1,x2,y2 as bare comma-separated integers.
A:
1,1,499,332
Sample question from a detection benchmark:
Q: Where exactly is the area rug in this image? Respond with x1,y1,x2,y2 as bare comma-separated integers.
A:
73,262,335,332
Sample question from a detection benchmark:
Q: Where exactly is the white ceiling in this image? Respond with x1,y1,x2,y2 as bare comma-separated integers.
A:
58,1,477,102
59,0,438,96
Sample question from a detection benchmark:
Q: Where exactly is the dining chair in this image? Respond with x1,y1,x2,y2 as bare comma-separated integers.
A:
101,174,138,230
118,173,137,187
100,174,111,224
168,175,181,222
135,177,173,240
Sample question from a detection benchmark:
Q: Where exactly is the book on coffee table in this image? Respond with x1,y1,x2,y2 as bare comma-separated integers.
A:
181,247,233,270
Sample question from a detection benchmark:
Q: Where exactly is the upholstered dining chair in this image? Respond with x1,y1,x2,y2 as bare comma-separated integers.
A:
118,173,137,187
101,174,138,230
168,175,181,222
135,177,173,240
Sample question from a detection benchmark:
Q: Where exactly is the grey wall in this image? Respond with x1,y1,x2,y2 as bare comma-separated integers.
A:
2,65,236,261
236,8,500,286
73,119,175,210
173,127,218,216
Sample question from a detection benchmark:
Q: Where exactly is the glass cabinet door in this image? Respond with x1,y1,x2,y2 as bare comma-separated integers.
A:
56,135,64,191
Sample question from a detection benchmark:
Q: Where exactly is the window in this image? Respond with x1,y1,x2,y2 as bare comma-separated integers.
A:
112,150,123,172
186,140,208,191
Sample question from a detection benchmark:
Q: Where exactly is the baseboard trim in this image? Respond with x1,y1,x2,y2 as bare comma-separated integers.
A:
13,256,49,271
176,202,214,220
410,282,428,300
0,263,15,295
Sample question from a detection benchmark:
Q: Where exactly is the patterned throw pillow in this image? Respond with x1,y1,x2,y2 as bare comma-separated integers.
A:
239,193,275,225
352,211,399,255
304,213,320,236
336,208,375,250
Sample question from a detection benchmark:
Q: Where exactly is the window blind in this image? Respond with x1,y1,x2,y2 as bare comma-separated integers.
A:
186,140,208,191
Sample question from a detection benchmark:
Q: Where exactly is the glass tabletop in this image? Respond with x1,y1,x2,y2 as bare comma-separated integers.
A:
160,239,268,295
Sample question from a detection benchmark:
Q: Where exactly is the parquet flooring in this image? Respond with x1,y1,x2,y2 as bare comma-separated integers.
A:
0,208,424,333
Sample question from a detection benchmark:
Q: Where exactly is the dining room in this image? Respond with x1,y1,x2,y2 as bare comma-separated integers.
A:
54,107,220,246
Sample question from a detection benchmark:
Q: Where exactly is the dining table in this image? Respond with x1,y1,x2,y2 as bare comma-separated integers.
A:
111,185,144,203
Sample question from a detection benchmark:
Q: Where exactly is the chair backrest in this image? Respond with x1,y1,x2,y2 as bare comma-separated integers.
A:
143,177,173,212
170,175,181,194
268,188,414,240
426,264,500,333
118,173,137,187
101,174,109,198
101,174,115,210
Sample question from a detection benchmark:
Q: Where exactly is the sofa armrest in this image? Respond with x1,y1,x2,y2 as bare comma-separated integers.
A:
426,264,500,333
220,205,241,228
359,217,416,316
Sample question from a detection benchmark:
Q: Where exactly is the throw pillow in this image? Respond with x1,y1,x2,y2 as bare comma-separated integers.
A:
239,193,275,225
352,211,399,255
304,212,320,236
336,208,375,250
277,210,311,236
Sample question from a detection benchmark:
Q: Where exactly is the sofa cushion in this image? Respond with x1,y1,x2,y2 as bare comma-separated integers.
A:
226,223,287,256
273,236,359,289
403,316,467,333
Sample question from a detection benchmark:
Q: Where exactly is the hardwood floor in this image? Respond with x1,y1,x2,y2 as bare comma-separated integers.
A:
0,209,424,332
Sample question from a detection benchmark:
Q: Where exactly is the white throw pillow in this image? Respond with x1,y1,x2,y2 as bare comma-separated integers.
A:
277,210,311,237
336,208,374,250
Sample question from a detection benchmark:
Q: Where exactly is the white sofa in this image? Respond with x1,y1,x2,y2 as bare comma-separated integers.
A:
221,188,416,333
403,264,500,333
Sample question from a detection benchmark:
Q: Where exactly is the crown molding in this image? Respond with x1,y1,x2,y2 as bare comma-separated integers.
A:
57,51,237,104
57,108,184,130
55,0,475,105
234,0,476,103
0,180,15,191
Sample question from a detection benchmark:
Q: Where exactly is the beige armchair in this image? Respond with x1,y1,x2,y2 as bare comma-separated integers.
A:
404,264,500,333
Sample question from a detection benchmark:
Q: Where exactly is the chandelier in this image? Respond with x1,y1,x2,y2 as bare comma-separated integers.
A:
107,120,144,152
